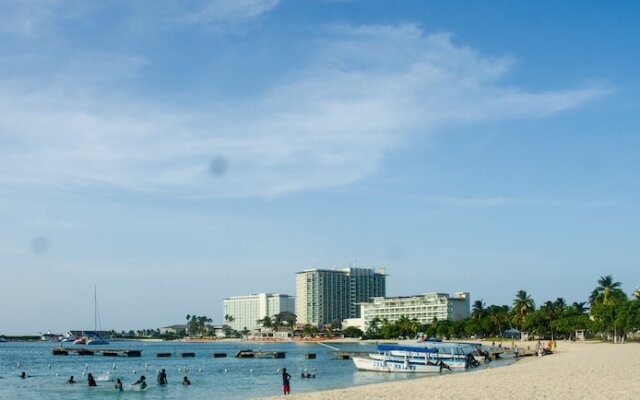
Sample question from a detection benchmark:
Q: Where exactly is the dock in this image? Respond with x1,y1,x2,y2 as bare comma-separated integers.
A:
52,348,142,357
235,350,286,359
331,351,369,360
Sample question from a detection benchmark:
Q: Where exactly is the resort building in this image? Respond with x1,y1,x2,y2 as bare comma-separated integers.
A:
344,292,471,332
223,293,295,332
296,267,386,327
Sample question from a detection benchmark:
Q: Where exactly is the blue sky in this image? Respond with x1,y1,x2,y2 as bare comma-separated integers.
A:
0,0,638,334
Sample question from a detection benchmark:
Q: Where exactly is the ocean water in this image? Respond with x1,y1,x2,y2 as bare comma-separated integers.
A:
0,341,514,399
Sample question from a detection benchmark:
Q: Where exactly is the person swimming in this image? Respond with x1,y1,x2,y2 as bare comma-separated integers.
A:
20,372,29,379
68,376,76,384
115,378,123,391
133,375,147,390
182,376,191,385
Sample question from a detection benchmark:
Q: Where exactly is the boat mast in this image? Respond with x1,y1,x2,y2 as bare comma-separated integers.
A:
94,285,97,333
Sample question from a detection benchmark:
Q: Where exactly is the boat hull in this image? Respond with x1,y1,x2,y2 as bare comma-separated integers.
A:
352,357,443,373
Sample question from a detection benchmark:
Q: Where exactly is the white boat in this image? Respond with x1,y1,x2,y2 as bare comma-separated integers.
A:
86,337,110,345
352,345,450,373
76,286,110,346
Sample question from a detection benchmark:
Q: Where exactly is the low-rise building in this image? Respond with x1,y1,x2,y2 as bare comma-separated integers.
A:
354,292,470,331
159,324,188,336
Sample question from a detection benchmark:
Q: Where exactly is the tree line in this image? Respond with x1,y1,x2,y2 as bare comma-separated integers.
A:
354,275,640,342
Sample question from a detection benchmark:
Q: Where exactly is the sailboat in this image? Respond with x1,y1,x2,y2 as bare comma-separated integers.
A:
85,286,110,345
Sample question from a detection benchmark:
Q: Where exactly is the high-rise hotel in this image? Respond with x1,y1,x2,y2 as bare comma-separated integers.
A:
296,267,386,327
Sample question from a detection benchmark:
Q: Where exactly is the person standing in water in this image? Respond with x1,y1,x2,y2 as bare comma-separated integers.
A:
281,368,292,395
115,378,123,391
157,368,168,385
182,376,191,385
68,376,76,384
87,373,97,387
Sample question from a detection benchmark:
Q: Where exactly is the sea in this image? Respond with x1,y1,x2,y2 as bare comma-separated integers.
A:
0,340,515,399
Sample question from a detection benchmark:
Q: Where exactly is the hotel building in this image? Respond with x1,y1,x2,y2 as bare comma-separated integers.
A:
344,292,471,332
296,267,386,327
223,293,295,332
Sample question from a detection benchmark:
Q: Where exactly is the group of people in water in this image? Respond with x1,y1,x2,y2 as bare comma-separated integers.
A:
61,368,191,390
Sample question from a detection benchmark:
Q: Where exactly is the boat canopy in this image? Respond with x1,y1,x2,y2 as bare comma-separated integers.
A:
377,344,439,354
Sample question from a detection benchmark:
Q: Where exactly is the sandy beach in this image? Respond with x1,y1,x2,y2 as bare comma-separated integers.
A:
263,341,640,400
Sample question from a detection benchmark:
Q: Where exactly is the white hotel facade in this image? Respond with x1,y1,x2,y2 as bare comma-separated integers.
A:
223,293,295,332
344,292,471,332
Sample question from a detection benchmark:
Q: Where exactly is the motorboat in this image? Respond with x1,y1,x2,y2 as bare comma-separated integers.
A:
352,345,449,373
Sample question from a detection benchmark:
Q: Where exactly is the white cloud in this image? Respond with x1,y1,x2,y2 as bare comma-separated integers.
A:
0,25,610,197
0,0,280,37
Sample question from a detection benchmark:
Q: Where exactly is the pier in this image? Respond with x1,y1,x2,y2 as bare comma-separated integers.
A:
52,347,141,357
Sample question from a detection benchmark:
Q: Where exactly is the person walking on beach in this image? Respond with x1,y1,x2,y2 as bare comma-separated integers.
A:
281,368,292,395
157,368,168,385
87,373,97,387
115,378,123,391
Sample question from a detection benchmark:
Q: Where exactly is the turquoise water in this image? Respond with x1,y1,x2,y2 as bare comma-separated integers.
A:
0,341,431,399
1,341,516,399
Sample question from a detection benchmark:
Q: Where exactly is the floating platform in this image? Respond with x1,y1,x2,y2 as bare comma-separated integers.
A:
212,352,227,358
235,350,286,359
332,351,368,360
52,348,141,357
156,352,172,358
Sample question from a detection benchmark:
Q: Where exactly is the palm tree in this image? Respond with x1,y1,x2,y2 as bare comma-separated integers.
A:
590,275,625,306
471,300,486,319
512,290,535,329
257,316,273,329
633,287,640,300
571,301,588,315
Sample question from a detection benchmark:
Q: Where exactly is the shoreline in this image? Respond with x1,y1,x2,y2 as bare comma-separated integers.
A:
260,341,640,399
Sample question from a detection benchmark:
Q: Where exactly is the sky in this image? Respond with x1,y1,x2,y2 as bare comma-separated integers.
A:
0,0,639,335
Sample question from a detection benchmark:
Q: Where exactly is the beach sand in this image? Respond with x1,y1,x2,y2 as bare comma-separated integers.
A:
263,341,640,399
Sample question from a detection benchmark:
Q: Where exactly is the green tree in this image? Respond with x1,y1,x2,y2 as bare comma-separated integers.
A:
343,326,364,338
590,275,626,306
257,316,273,329
471,300,486,320
512,290,535,329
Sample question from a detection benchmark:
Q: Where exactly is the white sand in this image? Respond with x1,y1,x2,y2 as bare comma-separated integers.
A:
263,342,640,399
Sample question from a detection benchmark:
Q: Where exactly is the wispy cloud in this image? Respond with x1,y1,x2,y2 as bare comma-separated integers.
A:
0,0,280,37
417,196,617,208
0,24,610,197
